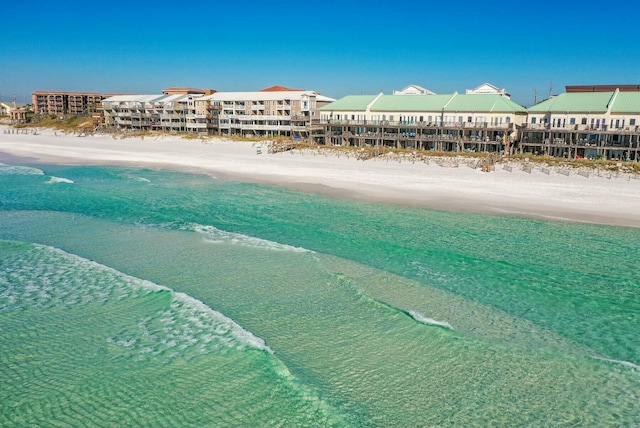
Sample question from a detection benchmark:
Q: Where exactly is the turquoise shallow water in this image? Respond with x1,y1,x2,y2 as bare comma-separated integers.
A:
0,160,639,427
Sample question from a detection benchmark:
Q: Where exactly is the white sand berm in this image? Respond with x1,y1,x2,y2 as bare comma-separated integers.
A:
2,126,639,228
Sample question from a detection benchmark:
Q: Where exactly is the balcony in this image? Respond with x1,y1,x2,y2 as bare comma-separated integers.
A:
187,123,208,129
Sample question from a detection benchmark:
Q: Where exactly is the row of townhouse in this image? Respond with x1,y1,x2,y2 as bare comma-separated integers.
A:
32,83,640,160
521,87,640,160
314,84,527,153
101,86,336,138
316,84,640,161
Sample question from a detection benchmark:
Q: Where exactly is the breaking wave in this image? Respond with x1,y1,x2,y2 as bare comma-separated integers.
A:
592,356,640,371
0,163,45,175
46,176,74,184
187,223,311,253
407,310,453,330
0,241,273,357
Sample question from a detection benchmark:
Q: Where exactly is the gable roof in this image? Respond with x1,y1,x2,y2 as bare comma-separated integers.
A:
608,92,640,113
527,92,614,113
371,94,454,111
202,91,331,102
393,84,436,95
470,82,500,91
444,94,526,113
318,95,379,111
321,93,526,113
259,85,305,92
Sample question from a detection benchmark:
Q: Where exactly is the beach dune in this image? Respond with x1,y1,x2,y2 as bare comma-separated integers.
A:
2,126,640,228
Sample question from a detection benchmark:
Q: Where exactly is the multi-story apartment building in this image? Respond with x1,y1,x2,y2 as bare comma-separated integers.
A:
102,93,204,133
32,91,105,116
102,86,333,137
521,86,640,160
315,86,526,152
194,86,335,138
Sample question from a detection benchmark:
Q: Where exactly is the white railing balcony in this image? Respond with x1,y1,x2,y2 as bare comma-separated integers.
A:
524,123,549,130
187,123,208,129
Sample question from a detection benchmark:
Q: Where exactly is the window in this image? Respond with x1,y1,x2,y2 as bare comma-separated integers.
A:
569,118,576,125
581,117,587,125
468,116,472,122
531,117,537,124
630,119,636,126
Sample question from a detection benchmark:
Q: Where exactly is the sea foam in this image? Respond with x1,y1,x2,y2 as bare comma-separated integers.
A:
188,223,311,253
46,176,74,184
0,241,273,357
592,356,640,371
407,310,454,330
0,163,45,175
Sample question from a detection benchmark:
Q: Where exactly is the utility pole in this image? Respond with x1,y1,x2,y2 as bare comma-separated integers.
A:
533,87,538,105
548,81,553,98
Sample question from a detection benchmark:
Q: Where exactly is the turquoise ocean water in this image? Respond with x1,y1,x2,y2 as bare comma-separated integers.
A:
0,158,638,427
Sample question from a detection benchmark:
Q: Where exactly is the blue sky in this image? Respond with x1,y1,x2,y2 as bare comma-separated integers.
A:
1,0,639,106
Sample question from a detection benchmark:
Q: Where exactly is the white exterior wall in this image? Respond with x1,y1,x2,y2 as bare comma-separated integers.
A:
0,102,13,116
608,113,640,131
321,108,525,128
525,111,637,131
196,91,331,136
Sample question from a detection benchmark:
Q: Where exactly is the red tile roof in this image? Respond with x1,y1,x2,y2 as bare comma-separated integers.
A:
259,85,305,92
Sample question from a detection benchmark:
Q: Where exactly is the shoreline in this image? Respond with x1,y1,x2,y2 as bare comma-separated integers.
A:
2,126,640,228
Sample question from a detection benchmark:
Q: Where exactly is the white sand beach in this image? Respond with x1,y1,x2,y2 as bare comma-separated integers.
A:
2,126,640,227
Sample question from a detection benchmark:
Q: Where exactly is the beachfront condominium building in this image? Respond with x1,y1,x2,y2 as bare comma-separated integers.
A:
101,86,334,137
102,94,204,133
193,86,335,138
521,85,640,160
316,87,527,152
32,91,105,117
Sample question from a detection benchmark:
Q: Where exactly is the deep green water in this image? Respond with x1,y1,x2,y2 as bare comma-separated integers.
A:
0,160,638,427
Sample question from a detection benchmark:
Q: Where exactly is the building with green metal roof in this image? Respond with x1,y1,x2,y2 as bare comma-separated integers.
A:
315,85,640,160
521,88,640,160
317,95,379,112
319,92,526,128
316,90,526,152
